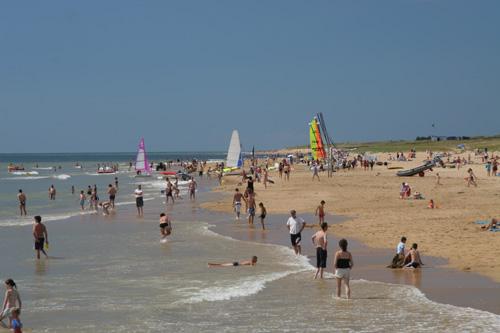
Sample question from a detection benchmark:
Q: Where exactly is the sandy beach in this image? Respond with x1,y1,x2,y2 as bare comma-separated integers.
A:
202,151,500,284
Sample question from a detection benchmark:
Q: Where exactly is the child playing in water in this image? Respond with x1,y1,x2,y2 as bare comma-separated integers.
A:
10,308,22,333
315,200,326,225
0,279,22,329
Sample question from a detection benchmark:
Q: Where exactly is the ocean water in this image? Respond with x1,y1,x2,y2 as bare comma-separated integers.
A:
0,153,224,227
0,154,499,332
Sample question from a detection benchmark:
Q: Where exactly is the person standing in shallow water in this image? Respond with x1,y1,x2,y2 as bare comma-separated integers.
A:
334,238,353,299
48,185,56,200
135,185,144,217
17,190,27,216
312,222,328,279
286,210,306,255
32,215,49,259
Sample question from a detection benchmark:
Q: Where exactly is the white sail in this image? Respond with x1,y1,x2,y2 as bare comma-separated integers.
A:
226,130,242,168
135,138,151,173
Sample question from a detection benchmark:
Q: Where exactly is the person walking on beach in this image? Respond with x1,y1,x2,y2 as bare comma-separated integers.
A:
258,202,267,230
263,168,269,189
286,210,306,255
114,177,119,190
315,200,326,225
135,185,144,217
247,192,256,225
465,168,478,187
312,163,320,181
283,163,290,181
334,238,353,299
17,190,27,216
33,216,48,259
232,188,245,220
0,279,22,329
165,178,175,204
312,222,328,279
108,184,117,208
159,213,172,241
48,185,56,200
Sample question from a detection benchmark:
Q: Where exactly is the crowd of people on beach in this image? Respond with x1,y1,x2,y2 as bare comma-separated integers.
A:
4,147,498,330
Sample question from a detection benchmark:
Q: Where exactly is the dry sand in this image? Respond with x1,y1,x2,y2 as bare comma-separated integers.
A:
203,151,500,282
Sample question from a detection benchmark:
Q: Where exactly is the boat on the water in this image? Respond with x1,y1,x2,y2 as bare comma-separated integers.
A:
7,164,25,172
135,138,152,178
97,167,116,174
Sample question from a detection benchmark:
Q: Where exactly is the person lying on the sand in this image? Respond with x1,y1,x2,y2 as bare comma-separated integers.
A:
208,256,257,267
403,243,424,269
481,218,497,231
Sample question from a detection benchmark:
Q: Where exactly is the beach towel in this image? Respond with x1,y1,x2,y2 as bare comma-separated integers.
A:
474,220,489,225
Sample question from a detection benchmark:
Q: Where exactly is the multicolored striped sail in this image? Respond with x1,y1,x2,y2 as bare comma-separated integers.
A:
309,118,326,160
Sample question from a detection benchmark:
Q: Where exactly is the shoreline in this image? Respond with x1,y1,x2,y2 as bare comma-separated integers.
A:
206,206,500,315
201,159,500,314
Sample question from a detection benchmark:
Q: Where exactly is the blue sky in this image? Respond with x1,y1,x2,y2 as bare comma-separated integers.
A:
1,0,499,152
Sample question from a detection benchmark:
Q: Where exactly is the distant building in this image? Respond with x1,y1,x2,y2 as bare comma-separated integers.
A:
429,135,470,142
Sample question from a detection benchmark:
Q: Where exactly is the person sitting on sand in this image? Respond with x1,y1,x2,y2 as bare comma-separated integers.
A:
428,199,435,209
388,237,406,268
404,243,424,269
208,256,258,267
481,218,497,231
412,191,423,200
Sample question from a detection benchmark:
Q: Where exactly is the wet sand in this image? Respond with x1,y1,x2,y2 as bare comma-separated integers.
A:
204,193,500,315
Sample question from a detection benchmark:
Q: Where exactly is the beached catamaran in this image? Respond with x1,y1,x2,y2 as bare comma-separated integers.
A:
134,137,152,177
224,130,243,174
309,117,326,160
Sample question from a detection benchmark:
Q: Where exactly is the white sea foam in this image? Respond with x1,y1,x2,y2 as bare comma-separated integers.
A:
1,176,50,180
10,170,39,176
0,211,96,227
52,174,71,180
180,271,294,304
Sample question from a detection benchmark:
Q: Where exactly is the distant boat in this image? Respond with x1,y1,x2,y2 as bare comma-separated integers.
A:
135,137,152,177
97,166,115,174
7,164,25,172
224,130,243,173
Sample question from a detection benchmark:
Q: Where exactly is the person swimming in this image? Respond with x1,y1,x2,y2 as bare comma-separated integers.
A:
208,256,258,267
